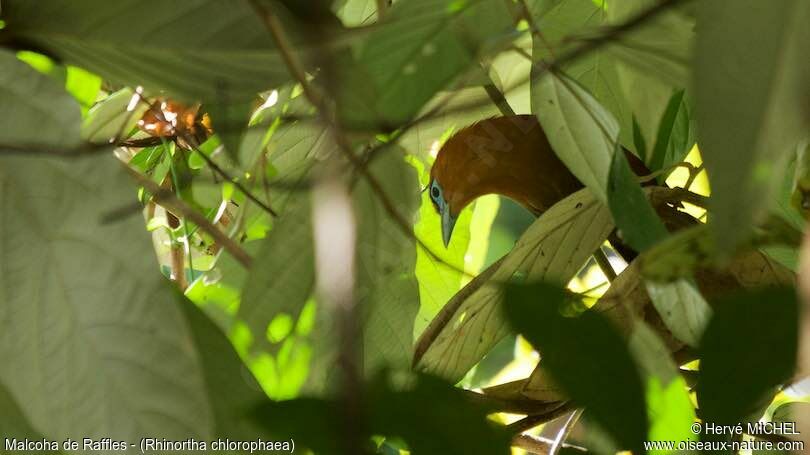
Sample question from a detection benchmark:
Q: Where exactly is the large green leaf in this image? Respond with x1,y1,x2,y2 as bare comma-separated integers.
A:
698,288,798,428
0,154,213,442
0,0,297,103
239,194,315,352
627,323,696,453
0,380,54,448
606,0,694,148
0,49,81,148
504,282,648,453
335,0,515,129
647,89,693,177
645,279,710,347
414,189,613,382
306,151,421,391
178,293,269,441
532,69,618,203
695,0,810,253
530,0,634,152
607,149,668,252
254,373,511,455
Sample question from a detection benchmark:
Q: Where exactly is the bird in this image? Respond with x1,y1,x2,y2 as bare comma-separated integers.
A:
428,114,650,248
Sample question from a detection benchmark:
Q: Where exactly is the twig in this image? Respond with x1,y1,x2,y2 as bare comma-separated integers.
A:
462,389,565,415
592,248,617,282
191,148,278,217
550,409,584,455
250,0,476,280
506,402,575,434
483,76,516,116
684,163,704,190
516,0,555,59
0,142,113,156
123,165,253,268
513,434,588,455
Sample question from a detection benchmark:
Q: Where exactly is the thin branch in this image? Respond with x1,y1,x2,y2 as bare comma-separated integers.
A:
592,248,617,282
684,163,704,190
506,402,575,434
123,165,253,268
462,388,564,415
550,409,584,455
191,148,279,217
0,141,114,156
250,0,477,280
516,0,555,59
513,434,588,455
483,74,516,117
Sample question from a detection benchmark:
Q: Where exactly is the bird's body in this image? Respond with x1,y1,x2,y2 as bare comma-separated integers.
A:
429,114,649,246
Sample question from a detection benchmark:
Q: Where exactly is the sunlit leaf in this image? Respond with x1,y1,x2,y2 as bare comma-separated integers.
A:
645,279,710,347
81,88,148,143
530,0,635,152
306,151,421,392
532,69,618,203
628,323,696,453
239,194,315,352
414,189,613,382
606,0,694,149
695,0,810,253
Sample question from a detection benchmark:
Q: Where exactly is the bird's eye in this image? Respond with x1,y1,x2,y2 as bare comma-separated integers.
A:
431,186,440,199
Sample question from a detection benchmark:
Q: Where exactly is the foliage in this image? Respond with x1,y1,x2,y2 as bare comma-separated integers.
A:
1,0,808,454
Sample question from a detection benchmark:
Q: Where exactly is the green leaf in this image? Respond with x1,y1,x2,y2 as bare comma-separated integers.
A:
606,0,694,149
530,0,635,153
532,69,619,203
645,279,711,347
647,89,692,177
335,0,515,129
0,380,56,449
695,0,810,253
698,287,798,427
414,189,614,382
410,156,473,336
368,374,511,455
504,282,648,453
1,0,300,103
628,323,696,452
607,148,668,252
0,48,81,147
178,295,269,442
0,154,213,442
239,194,315,352
81,88,148,143
306,151,421,392
65,65,101,114
254,373,511,455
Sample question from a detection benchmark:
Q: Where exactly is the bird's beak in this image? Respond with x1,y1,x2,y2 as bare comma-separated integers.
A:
441,205,458,248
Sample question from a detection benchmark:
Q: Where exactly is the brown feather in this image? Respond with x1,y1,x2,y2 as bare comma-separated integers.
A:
430,115,650,217
430,115,579,217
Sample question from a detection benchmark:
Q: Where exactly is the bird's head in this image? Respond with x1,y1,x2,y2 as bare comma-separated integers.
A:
426,176,459,248
427,133,482,248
